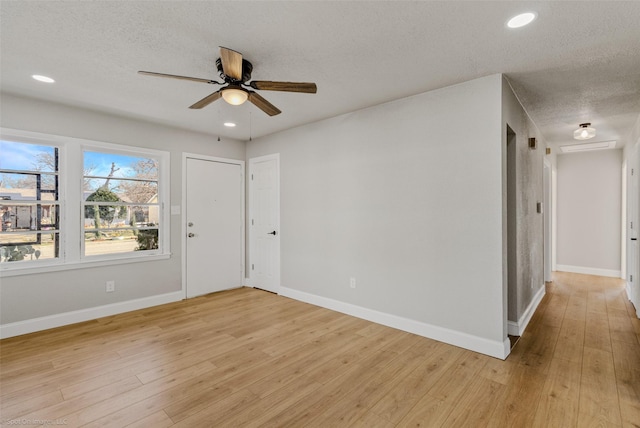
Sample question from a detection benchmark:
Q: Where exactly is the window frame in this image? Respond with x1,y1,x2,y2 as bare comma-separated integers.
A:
0,128,171,277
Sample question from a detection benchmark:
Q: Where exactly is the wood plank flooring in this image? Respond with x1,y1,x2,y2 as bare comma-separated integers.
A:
1,272,638,427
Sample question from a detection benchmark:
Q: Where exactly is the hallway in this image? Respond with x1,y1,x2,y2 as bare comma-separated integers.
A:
507,272,640,426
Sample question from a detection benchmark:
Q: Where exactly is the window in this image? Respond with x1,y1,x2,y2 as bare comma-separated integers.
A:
83,150,161,258
0,128,170,273
0,140,61,263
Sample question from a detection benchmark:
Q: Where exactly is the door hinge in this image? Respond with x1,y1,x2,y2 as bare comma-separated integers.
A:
251,174,254,180
632,168,635,176
630,274,633,282
252,264,254,270
251,219,254,225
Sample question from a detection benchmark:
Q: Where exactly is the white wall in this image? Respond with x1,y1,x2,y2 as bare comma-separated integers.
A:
0,93,245,332
247,74,509,358
557,149,623,277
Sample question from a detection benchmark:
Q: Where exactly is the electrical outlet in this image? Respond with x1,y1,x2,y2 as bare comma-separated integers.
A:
350,277,356,289
106,280,115,293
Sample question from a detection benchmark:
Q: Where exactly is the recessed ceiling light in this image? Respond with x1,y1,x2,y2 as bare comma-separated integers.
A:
507,12,537,29
224,122,236,127
32,74,55,83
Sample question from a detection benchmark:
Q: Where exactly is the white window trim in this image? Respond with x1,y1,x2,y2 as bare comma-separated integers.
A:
0,128,171,277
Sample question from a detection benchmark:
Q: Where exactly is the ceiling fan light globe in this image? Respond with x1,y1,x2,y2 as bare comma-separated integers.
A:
222,88,248,105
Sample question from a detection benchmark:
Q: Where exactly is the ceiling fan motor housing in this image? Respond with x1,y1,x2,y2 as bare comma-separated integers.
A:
216,58,253,82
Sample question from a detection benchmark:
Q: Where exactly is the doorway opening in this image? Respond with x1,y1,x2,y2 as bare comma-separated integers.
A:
506,125,518,348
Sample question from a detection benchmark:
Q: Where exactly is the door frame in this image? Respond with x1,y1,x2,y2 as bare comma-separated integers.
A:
181,153,245,299
247,153,280,293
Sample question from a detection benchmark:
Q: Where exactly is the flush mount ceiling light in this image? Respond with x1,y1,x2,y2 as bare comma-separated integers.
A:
223,122,236,127
573,123,596,140
507,12,537,28
221,86,248,106
32,74,55,83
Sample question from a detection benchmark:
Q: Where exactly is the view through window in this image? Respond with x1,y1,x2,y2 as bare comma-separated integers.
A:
0,140,60,263
83,150,160,257
1,129,169,269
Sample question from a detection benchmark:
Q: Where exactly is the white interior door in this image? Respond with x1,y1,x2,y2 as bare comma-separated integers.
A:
629,146,640,316
185,157,243,298
249,154,280,293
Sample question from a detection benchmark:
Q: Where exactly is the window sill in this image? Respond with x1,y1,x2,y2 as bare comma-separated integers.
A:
0,253,172,278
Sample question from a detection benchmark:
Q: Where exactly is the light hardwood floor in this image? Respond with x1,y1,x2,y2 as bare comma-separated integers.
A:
1,272,639,427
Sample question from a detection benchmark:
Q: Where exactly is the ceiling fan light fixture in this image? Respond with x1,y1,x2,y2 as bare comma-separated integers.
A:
573,123,596,140
221,87,248,106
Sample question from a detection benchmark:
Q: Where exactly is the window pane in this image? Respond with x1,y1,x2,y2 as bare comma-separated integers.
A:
84,203,128,230
0,233,59,263
2,204,59,231
84,179,158,204
84,152,158,180
0,140,57,172
84,228,158,256
0,172,58,200
83,204,158,230
129,206,158,226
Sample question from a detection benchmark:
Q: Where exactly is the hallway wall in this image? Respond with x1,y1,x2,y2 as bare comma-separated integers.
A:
557,149,623,277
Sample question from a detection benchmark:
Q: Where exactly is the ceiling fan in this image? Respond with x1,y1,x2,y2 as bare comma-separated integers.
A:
138,47,317,116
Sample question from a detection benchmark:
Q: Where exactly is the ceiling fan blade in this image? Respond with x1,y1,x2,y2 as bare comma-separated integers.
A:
138,71,215,84
249,81,317,93
219,46,243,81
189,90,223,109
248,92,281,116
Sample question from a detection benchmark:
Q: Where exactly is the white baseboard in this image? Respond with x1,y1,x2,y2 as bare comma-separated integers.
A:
0,291,183,339
279,286,510,360
508,285,546,336
556,265,621,278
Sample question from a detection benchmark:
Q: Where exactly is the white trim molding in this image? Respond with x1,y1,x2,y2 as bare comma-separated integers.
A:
507,285,546,336
0,291,183,339
280,286,510,360
556,265,621,278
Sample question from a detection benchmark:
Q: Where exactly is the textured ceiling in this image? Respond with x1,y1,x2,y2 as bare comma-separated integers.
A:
1,1,639,147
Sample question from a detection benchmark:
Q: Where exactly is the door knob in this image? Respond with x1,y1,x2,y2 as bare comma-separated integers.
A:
188,233,195,238
268,231,277,236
